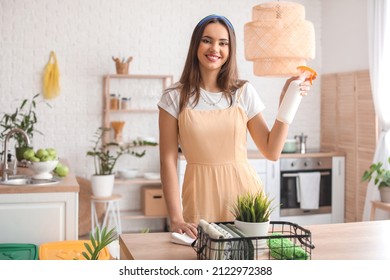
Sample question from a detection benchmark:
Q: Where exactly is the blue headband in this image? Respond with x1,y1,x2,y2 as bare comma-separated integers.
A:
196,14,235,32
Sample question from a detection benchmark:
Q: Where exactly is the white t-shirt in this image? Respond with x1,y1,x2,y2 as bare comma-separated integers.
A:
157,82,265,119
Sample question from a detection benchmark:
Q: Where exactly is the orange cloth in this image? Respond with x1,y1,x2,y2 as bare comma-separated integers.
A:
178,85,264,224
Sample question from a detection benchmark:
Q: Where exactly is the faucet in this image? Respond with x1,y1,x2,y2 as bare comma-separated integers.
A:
2,128,31,181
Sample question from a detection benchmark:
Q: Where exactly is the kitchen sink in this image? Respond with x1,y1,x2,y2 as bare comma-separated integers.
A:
0,175,61,186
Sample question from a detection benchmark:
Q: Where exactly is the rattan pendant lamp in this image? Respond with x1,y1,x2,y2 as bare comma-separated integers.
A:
244,1,315,77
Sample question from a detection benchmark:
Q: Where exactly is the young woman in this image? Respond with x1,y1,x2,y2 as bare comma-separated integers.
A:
158,15,311,238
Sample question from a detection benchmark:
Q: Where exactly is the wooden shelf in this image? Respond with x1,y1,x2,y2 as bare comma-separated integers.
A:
102,73,173,145
115,177,161,185
102,73,172,229
120,210,167,220
105,109,158,113
105,74,173,80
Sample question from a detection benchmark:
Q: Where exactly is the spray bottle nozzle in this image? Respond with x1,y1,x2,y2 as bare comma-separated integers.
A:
297,66,317,85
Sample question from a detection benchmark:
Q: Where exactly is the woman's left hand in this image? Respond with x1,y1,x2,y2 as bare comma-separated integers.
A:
279,77,312,105
298,78,312,96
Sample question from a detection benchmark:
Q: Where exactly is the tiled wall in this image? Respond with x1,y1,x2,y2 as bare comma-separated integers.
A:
0,0,322,178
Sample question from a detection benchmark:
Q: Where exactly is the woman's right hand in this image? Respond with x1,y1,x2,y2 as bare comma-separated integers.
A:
171,220,198,239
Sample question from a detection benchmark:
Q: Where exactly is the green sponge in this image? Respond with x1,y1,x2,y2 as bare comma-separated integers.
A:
267,233,309,260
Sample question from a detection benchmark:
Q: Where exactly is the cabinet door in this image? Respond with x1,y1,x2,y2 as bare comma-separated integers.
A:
0,192,78,245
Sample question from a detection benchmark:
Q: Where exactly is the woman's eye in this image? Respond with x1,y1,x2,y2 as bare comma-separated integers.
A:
202,38,211,44
220,41,229,46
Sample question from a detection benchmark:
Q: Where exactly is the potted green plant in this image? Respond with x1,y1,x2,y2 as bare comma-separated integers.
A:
361,157,390,203
80,226,117,260
0,93,49,161
87,127,157,197
231,190,275,249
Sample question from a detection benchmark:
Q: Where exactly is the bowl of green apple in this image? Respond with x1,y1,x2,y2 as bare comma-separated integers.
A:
23,148,61,180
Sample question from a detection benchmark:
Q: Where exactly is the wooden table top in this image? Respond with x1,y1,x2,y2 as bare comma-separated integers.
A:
119,220,390,260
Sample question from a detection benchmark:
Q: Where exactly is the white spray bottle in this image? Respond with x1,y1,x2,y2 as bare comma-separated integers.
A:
276,66,317,124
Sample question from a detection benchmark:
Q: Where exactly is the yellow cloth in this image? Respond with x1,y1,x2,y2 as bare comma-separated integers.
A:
43,51,60,100
178,85,264,224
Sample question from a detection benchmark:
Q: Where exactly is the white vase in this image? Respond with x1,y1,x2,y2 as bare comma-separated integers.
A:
91,174,115,197
380,187,390,203
234,219,270,251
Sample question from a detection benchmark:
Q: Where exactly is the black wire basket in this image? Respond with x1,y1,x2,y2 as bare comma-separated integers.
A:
192,221,314,260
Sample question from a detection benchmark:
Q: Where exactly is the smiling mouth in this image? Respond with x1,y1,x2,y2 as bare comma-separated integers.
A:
206,54,221,62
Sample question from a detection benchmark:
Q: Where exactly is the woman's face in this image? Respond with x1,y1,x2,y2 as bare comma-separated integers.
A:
197,22,230,74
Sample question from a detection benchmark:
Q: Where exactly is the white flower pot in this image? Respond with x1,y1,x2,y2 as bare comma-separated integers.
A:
380,187,390,203
91,174,115,197
234,219,270,251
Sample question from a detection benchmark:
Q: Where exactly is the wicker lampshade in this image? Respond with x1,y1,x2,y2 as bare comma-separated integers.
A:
244,2,315,77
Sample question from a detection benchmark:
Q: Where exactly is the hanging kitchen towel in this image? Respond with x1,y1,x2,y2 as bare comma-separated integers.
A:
43,51,60,100
297,172,321,209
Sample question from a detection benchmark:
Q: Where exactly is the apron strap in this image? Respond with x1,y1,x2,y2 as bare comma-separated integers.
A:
235,82,247,103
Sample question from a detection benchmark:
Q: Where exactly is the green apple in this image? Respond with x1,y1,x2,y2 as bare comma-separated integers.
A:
35,149,48,159
40,155,51,162
47,155,56,161
23,149,35,160
47,148,57,159
55,163,69,177
30,156,40,162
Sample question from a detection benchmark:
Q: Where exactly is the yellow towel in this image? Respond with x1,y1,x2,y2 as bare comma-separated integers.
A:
43,51,60,100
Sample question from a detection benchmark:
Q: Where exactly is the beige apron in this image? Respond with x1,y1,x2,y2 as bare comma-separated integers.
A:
178,85,264,224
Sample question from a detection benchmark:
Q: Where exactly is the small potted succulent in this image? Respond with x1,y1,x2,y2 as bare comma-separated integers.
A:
231,190,274,223
86,127,157,197
362,157,390,203
231,190,276,249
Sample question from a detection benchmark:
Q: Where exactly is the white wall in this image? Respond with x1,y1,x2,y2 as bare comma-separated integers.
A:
0,0,322,178
321,0,369,73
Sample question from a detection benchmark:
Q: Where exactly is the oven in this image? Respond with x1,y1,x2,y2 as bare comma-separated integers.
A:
279,157,332,217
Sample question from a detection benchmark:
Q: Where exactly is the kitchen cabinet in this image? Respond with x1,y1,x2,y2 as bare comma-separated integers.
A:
320,70,377,222
102,74,173,232
0,192,78,245
0,163,79,245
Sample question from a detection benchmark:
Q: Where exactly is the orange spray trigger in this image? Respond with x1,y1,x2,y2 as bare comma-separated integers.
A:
297,66,317,85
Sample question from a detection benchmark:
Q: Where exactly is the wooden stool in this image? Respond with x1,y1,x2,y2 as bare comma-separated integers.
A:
370,200,390,221
91,194,122,235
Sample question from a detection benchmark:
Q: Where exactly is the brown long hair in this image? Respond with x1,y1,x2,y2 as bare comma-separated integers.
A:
167,15,246,113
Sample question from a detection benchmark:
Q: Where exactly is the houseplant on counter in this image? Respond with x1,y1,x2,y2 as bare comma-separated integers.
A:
0,93,50,161
231,190,275,249
87,127,157,197
362,157,390,203
80,226,117,260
